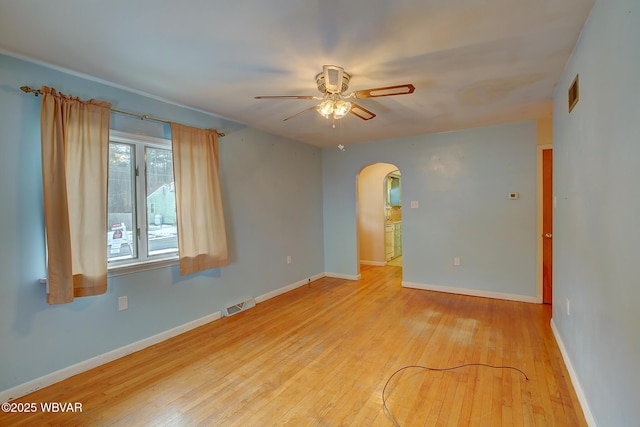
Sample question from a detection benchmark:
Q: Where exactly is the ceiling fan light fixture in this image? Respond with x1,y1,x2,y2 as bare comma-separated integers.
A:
255,65,414,123
333,100,352,119
317,100,334,118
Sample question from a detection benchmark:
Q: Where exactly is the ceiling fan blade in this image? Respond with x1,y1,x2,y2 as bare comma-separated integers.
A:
254,95,318,99
349,103,376,120
282,105,318,121
353,84,415,98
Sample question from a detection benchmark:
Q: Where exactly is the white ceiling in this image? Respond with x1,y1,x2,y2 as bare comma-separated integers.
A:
0,0,594,147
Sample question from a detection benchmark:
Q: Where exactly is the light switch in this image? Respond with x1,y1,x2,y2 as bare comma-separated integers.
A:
411,201,419,209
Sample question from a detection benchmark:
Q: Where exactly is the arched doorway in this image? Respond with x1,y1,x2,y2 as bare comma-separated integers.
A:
356,162,402,269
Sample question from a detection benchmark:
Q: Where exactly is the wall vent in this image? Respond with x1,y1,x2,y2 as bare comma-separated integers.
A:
568,74,579,112
224,298,256,316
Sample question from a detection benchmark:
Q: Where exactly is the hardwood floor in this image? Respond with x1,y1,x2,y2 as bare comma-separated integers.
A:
1,265,586,426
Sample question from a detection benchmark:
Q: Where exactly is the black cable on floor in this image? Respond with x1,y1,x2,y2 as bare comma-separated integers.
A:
382,363,529,427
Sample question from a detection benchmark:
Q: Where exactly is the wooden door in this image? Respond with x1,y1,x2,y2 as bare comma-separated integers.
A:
542,149,553,304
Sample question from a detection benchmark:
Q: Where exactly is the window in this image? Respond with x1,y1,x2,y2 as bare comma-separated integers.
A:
107,131,178,270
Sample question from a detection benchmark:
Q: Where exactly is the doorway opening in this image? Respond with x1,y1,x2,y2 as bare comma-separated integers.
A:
356,163,402,271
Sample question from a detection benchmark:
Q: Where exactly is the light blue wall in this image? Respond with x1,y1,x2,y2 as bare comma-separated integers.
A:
323,121,538,298
0,54,324,393
552,0,640,425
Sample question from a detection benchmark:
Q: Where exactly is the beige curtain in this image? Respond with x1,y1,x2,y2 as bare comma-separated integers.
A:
40,86,111,304
170,123,228,275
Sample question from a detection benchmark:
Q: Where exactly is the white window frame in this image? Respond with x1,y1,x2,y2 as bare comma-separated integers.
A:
108,130,179,276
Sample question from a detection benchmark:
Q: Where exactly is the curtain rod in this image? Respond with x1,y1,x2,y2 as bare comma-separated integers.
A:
20,86,225,138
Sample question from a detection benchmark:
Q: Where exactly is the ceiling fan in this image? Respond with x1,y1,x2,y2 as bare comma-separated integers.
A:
255,65,415,122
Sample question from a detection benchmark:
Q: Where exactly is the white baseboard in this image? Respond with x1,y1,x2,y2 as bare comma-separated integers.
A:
325,272,361,281
0,311,221,403
550,319,597,427
402,281,539,304
360,260,386,267
254,273,326,304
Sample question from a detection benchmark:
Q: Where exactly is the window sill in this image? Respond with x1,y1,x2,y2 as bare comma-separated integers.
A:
108,256,179,277
39,257,179,284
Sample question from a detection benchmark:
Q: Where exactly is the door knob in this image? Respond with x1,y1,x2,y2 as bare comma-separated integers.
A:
544,233,552,239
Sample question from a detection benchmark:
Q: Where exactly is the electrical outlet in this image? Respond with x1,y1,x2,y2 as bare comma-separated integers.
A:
287,255,292,264
454,257,461,266
118,296,128,311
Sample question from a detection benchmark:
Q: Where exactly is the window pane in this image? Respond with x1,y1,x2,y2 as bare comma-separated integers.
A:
145,147,178,257
108,143,137,261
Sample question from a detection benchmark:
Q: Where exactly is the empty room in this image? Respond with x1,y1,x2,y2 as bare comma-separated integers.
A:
0,0,637,425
